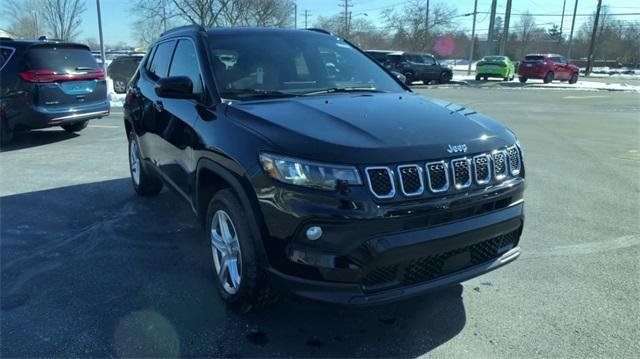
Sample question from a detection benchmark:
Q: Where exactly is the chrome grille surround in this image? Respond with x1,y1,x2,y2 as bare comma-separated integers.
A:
451,157,472,190
425,160,450,193
397,164,425,196
473,153,492,185
363,145,521,200
506,145,521,176
365,166,396,199
492,150,509,181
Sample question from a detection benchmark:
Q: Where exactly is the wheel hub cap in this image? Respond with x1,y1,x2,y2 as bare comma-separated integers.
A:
210,210,242,294
130,141,140,185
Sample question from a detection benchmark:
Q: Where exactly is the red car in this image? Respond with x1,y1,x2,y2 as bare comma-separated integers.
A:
518,54,579,84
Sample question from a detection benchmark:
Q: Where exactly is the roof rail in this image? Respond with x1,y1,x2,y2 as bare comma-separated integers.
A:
306,28,332,35
161,25,206,37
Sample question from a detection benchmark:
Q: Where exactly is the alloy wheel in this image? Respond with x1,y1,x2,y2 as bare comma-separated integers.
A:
210,209,242,295
129,140,141,186
114,80,127,93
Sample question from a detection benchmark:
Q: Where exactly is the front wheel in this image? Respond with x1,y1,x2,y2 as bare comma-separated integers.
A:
475,75,481,81
61,120,88,133
569,73,578,84
207,189,276,312
439,71,452,84
128,132,163,195
519,77,528,83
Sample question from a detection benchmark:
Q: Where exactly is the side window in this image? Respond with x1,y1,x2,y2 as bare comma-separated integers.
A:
551,56,561,63
148,40,176,79
423,56,436,65
559,57,567,64
409,55,424,63
168,40,203,95
145,46,157,71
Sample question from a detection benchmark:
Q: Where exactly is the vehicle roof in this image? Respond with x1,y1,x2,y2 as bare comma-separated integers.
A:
0,39,89,49
525,53,562,57
387,51,436,57
365,50,395,53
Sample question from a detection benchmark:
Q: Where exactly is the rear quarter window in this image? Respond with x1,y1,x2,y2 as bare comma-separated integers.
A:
25,46,98,72
0,46,16,71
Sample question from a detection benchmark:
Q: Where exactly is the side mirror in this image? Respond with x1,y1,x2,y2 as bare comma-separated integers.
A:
155,76,195,99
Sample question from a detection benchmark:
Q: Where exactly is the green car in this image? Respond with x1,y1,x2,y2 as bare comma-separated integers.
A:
475,56,515,81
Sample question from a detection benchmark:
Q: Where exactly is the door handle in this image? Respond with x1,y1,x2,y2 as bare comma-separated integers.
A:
154,100,163,112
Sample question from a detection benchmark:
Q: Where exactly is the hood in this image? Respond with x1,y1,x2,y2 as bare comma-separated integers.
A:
227,92,516,164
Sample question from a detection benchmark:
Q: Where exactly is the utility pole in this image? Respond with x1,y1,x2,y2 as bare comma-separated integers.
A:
567,0,578,59
32,10,39,37
96,0,107,76
585,0,602,76
294,2,297,29
499,0,512,55
341,0,352,36
486,0,497,55
425,0,430,37
304,10,311,29
468,0,478,75
559,0,567,43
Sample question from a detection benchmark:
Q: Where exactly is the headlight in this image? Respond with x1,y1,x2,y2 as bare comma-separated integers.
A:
259,153,362,190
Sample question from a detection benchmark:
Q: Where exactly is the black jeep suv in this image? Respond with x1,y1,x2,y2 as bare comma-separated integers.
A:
0,38,109,145
385,52,453,85
124,26,525,311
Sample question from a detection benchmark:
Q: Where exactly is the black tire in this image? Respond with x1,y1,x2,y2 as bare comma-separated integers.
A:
61,120,88,133
206,189,276,312
475,75,481,81
404,72,415,85
543,71,554,84
113,78,127,94
1,120,13,147
519,77,528,83
128,132,163,196
483,76,488,81
438,71,452,84
569,73,578,84
503,76,509,81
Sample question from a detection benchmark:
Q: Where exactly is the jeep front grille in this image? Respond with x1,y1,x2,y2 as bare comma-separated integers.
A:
364,145,522,200
365,167,395,199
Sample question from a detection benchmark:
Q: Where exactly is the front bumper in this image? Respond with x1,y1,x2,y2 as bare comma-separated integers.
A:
261,178,525,304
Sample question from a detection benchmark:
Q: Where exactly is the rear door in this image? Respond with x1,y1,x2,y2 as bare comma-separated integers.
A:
21,44,106,109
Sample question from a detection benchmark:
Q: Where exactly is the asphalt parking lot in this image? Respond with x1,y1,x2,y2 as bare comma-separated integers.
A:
1,87,639,357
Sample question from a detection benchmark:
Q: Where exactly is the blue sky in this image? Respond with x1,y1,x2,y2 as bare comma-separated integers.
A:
4,0,639,45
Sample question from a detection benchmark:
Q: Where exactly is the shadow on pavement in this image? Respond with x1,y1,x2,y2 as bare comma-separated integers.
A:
0,129,79,153
1,178,467,357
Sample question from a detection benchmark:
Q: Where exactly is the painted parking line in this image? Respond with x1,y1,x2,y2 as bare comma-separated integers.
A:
88,125,120,129
562,95,610,99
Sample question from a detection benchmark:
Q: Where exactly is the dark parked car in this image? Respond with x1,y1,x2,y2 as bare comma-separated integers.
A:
108,55,144,93
0,38,109,145
518,54,580,84
364,50,394,64
125,26,525,312
385,52,453,85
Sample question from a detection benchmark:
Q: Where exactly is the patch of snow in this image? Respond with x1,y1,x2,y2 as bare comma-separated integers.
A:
106,77,125,108
449,73,640,92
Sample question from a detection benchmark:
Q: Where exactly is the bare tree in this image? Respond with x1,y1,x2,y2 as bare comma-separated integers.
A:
2,0,45,39
42,0,87,40
517,11,537,58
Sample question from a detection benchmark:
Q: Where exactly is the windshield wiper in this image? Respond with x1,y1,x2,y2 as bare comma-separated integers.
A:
221,89,298,98
302,87,387,96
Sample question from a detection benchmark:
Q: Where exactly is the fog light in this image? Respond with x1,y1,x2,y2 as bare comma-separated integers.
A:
306,226,323,241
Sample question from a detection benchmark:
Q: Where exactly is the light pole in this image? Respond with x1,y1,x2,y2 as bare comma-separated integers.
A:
96,0,107,78
467,0,478,75
32,10,38,37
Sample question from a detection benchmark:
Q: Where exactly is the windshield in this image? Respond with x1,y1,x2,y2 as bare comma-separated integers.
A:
208,32,404,100
483,56,506,62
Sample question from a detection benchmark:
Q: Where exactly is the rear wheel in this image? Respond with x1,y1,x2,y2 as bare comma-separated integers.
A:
207,189,275,312
113,78,127,94
543,71,554,84
128,132,163,195
404,72,415,85
61,120,88,133
519,77,528,83
569,73,578,84
475,75,481,81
